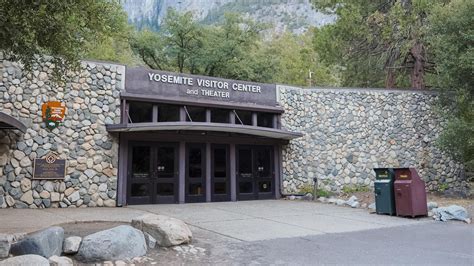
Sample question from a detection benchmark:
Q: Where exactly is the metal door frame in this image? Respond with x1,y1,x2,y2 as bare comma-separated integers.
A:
127,141,178,205
185,143,206,203
127,142,154,205
211,144,231,202
236,145,275,200
254,145,274,200
155,142,179,204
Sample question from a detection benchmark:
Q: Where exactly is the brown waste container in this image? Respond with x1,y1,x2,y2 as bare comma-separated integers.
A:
393,167,428,217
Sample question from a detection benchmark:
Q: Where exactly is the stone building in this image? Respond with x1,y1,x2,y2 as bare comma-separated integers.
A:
0,57,468,208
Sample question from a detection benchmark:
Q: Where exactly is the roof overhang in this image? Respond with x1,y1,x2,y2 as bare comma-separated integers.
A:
106,122,302,140
121,92,285,113
0,112,27,133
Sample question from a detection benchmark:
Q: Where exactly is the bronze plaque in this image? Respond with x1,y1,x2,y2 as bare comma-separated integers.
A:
33,155,66,180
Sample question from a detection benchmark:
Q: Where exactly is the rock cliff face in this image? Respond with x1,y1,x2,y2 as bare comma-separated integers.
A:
122,0,333,34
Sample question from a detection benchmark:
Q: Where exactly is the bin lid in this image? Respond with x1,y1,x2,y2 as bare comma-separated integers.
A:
373,168,395,180
394,167,419,180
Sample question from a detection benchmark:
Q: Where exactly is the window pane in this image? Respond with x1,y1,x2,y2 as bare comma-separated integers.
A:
157,147,175,178
257,112,274,128
129,102,153,123
238,148,252,178
186,106,206,122
158,104,180,122
214,148,227,178
255,148,271,177
157,183,174,196
189,183,203,195
235,110,253,125
214,182,226,194
239,182,253,193
131,183,148,197
188,148,202,178
132,146,150,178
211,108,229,123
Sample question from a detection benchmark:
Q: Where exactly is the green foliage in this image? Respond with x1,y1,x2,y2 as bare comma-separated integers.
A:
0,0,127,72
427,0,474,170
437,116,474,170
437,183,450,192
298,183,333,197
315,188,333,198
311,0,438,89
83,4,139,65
132,9,337,85
341,185,371,194
265,30,340,86
132,10,264,79
298,184,314,194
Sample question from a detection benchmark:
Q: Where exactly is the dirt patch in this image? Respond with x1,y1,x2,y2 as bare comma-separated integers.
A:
338,191,374,207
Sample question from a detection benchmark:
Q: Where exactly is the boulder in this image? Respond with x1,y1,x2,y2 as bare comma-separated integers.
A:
132,214,192,247
48,255,73,266
75,225,147,262
335,199,346,206
0,254,49,266
0,234,10,258
349,201,360,208
62,236,81,254
427,202,438,211
302,193,313,201
318,197,327,203
345,195,358,206
10,227,64,258
432,205,471,223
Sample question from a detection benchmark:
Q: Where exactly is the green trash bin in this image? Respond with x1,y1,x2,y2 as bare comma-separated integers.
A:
373,168,396,215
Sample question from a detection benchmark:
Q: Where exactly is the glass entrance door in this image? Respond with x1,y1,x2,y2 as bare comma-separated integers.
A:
156,143,178,204
127,142,178,205
211,144,230,201
128,144,153,205
237,145,274,200
185,143,206,203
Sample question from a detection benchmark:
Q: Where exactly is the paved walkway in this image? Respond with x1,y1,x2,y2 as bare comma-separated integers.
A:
0,200,430,241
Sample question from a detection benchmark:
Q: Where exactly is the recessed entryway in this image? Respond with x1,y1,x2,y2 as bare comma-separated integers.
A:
127,142,178,205
125,140,276,205
237,145,274,200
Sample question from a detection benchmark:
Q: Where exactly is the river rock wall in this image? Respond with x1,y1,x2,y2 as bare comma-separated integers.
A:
0,57,124,208
278,85,469,196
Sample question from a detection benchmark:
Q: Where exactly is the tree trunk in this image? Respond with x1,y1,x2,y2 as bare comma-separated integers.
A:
410,42,425,89
385,69,396,89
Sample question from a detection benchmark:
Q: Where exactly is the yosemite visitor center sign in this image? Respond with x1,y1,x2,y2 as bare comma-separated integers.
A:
125,68,277,106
